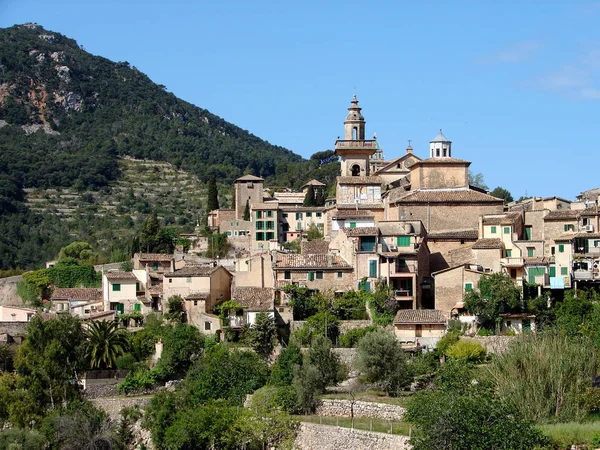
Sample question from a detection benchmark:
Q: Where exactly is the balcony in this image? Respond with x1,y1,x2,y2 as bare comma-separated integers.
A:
226,316,247,328
335,139,377,149
574,270,595,280
502,257,524,267
395,289,413,298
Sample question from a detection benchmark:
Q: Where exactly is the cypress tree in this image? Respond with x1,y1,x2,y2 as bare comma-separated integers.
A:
207,176,219,212
303,185,315,207
315,188,325,206
243,199,250,221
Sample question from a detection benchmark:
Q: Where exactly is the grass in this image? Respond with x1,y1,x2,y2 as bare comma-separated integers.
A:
538,421,600,447
295,414,411,436
320,390,410,407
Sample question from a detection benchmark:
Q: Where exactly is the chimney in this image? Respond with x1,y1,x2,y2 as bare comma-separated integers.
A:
327,253,333,266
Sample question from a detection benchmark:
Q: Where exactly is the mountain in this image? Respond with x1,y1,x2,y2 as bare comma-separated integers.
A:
0,24,339,270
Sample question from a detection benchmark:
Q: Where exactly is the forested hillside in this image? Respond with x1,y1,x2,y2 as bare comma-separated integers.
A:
0,24,339,270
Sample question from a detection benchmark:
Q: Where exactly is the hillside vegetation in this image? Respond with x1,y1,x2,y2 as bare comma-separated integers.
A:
0,23,340,270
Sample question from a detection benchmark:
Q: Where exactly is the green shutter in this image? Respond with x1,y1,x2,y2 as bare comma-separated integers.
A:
527,248,534,257
116,303,124,314
525,227,532,240
308,272,315,281
559,244,565,253
112,283,121,292
364,281,371,292
504,227,510,234
491,226,497,234
561,267,568,276
564,224,568,232
506,249,512,257
549,266,556,277
134,303,141,311
350,222,356,228
397,236,411,247
465,283,472,291
369,260,377,277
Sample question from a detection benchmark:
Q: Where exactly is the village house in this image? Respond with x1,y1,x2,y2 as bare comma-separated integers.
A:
432,263,491,318
226,287,277,329
102,271,145,315
0,305,36,322
50,287,102,318
272,253,354,293
393,309,447,350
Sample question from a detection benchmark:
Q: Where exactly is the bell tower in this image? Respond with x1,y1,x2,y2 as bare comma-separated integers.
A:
335,95,376,177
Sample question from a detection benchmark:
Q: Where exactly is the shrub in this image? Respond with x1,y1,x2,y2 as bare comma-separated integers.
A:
338,326,378,348
445,339,486,363
436,329,460,355
115,353,136,370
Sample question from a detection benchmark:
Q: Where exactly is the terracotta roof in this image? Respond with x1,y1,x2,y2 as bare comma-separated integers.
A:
301,240,330,255
482,212,521,225
274,253,352,269
580,206,600,216
337,176,383,185
252,202,279,210
394,309,447,324
235,174,264,182
136,253,173,261
104,271,137,280
472,238,503,249
342,226,379,237
333,210,374,219
164,265,215,277
390,188,503,204
280,206,325,212
148,286,163,295
51,288,100,301
378,221,422,236
88,310,116,321
574,232,600,238
427,229,479,240
232,287,274,310
301,179,326,188
544,210,579,220
149,273,164,280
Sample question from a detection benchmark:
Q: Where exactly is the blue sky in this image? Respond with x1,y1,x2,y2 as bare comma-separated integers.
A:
2,1,600,200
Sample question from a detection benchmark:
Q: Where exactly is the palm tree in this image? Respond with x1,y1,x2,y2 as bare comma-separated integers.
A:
84,320,129,369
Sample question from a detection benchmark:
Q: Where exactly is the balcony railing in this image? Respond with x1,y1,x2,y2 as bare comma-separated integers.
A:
395,289,413,297
335,140,377,148
502,257,524,267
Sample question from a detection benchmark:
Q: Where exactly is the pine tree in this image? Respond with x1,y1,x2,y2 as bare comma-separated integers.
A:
315,188,325,206
207,176,219,212
243,199,250,221
303,185,315,207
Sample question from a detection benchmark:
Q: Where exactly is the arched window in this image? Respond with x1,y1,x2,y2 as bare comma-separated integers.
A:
351,164,361,176
353,127,358,140
436,149,440,157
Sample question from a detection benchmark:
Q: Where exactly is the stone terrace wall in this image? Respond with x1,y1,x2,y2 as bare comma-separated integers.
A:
332,348,357,367
294,423,411,450
0,321,28,337
315,399,406,421
292,320,372,332
461,336,517,354
90,396,152,421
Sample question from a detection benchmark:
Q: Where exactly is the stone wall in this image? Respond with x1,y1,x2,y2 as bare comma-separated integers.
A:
315,399,406,421
89,396,152,421
461,335,517,354
332,348,357,367
292,320,371,332
0,321,28,337
294,423,411,450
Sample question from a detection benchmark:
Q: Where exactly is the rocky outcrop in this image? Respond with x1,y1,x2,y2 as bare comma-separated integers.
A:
294,423,411,450
315,399,406,421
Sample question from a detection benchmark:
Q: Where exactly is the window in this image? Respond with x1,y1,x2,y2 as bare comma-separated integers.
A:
527,247,535,257
256,221,264,230
296,222,302,230
256,232,264,241
296,212,302,220
525,226,532,240
398,259,407,268
205,321,211,331
337,272,343,279
506,249,512,257
194,300,198,306
266,221,274,230
443,149,447,157
491,226,497,234
360,236,376,252
266,210,273,218
558,244,565,253
561,267,568,276
306,212,312,217
169,278,172,283
465,283,473,291
551,247,556,255
397,236,411,247
284,271,291,280
564,224,574,232
350,222,356,228
227,231,232,236
266,232,275,240
112,283,121,292
583,218,590,226
256,211,262,219
283,213,288,218
369,260,377,277
503,227,510,234
134,303,141,311
316,212,322,218
186,277,192,283
152,263,158,270
436,149,440,157
316,271,323,280
308,272,315,281
594,240,600,248
549,266,556,277
136,282,140,291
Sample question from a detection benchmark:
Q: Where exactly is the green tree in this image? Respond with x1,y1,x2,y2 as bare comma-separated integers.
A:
490,186,514,202
303,185,315,206
464,272,521,331
468,170,489,191
555,289,595,337
84,320,129,369
270,343,303,386
243,199,250,221
306,223,323,240
155,323,204,380
58,241,96,263
314,188,325,206
207,176,219,212
304,335,344,390
247,312,276,359
165,295,185,322
355,329,410,396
